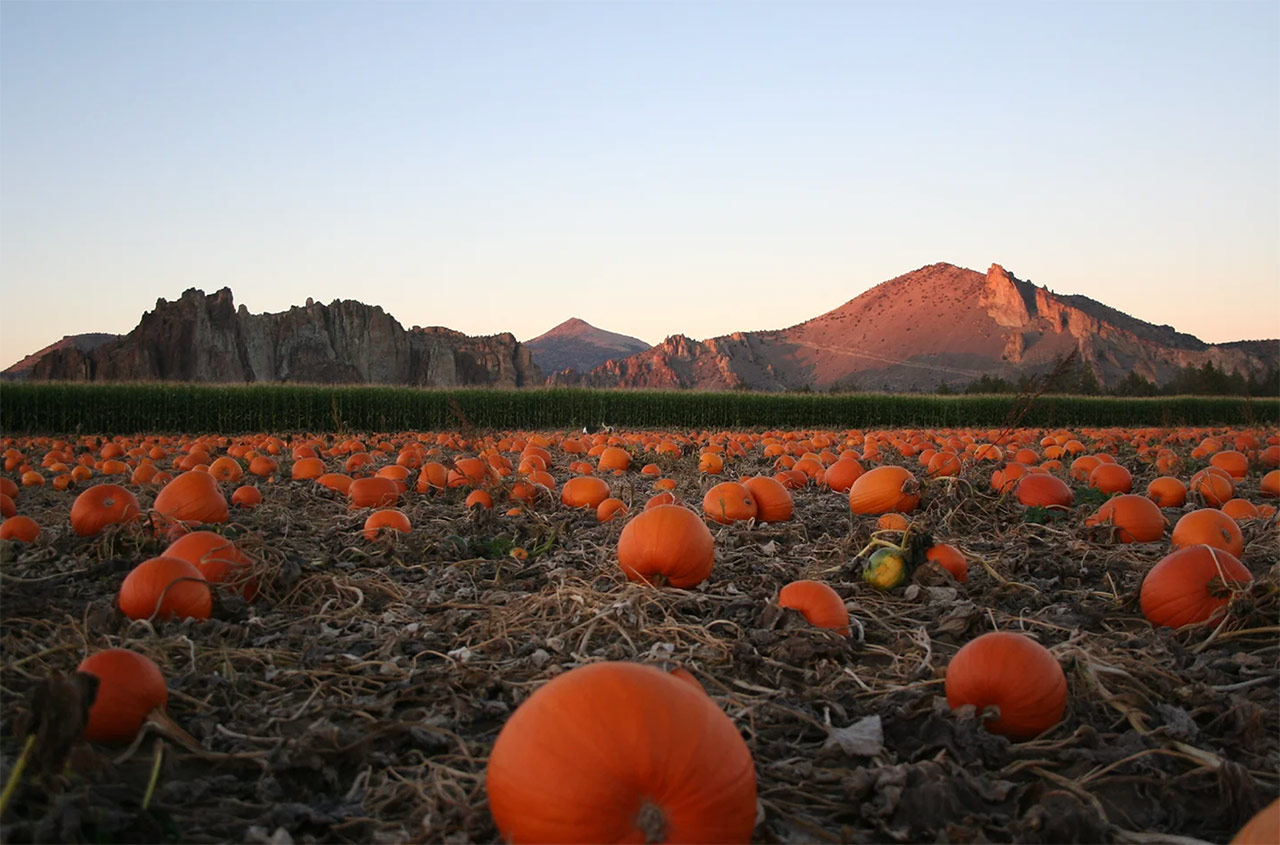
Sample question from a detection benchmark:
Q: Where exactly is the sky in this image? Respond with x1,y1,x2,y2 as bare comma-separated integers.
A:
2,0,1277,368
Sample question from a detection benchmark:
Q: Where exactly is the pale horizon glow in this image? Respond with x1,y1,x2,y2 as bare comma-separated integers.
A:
2,1,1278,367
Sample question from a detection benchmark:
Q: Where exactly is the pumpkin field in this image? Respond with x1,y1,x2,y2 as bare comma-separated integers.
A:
1,423,1278,844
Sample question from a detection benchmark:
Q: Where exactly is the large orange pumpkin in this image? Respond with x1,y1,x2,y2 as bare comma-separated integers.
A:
822,457,865,492
1014,474,1074,509
561,476,611,510
486,662,757,844
945,631,1067,740
363,508,412,541
701,481,757,524
617,504,714,588
777,580,849,636
1146,476,1188,508
118,556,212,621
925,542,968,582
1140,545,1253,628
848,466,920,515
153,471,228,526
347,476,400,509
742,475,793,522
70,483,143,537
77,648,168,744
1083,494,1168,543
1170,508,1245,559
0,515,40,543
1231,797,1280,844
162,530,256,600
1189,467,1235,508
1087,462,1133,494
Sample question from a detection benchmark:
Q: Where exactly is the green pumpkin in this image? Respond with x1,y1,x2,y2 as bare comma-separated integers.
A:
862,547,908,590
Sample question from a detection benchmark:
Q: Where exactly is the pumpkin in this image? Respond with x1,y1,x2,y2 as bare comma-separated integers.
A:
848,466,921,515
1146,476,1188,508
742,475,793,522
450,457,491,487
291,457,326,480
561,476,611,510
118,556,212,621
207,456,244,483
697,452,724,475
1083,494,1167,543
778,580,849,635
822,457,865,492
1190,466,1236,508
876,512,909,531
77,648,168,744
596,497,629,523
1140,545,1253,628
0,514,40,543
20,470,44,487
645,491,679,509
1014,474,1074,509
230,485,262,508
153,470,229,526
486,662,757,844
1260,469,1279,499
991,462,1029,493
248,455,277,477
925,542,968,582
598,446,632,473
363,508,412,541
617,504,714,588
926,450,962,478
347,476,400,509
315,472,354,495
945,631,1067,740
701,481,757,524
163,530,256,600
1231,797,1280,845
466,489,494,509
1170,508,1245,559
1220,498,1260,522
863,547,908,590
1087,462,1133,494
70,483,143,537
0,493,15,519
1208,449,1249,480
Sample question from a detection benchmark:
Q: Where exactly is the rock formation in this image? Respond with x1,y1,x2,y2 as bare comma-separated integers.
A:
525,318,650,376
568,263,1278,391
27,288,541,387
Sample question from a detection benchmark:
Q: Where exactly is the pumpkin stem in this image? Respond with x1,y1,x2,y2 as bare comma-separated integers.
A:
635,799,668,844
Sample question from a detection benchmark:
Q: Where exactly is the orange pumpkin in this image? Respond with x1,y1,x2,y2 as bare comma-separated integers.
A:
465,489,494,509
1146,476,1188,508
1140,545,1253,628
118,556,212,621
0,514,40,543
561,476,611,510
617,504,714,588
486,662,757,844
1208,449,1249,480
70,483,143,537
1220,498,1260,522
230,485,262,508
347,476,400,509
363,508,412,541
417,461,448,493
848,466,921,515
153,471,229,526
291,457,326,480
945,631,1067,740
1231,797,1280,845
1189,467,1236,508
1014,474,1074,509
645,491,679,509
701,481,757,524
207,456,244,483
925,542,968,582
77,648,168,744
926,450,963,478
991,462,1029,493
1087,462,1133,494
315,472,354,495
822,457,865,492
0,493,15,519
778,580,849,635
1083,494,1167,543
596,497,629,523
741,475,792,523
1260,469,1279,499
598,446,632,473
1170,508,1245,559
163,530,256,600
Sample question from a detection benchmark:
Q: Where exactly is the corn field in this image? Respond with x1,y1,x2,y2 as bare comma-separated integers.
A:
2,383,1275,434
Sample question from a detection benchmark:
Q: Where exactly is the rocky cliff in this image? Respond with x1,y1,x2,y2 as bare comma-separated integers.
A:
572,263,1279,391
28,288,542,387
2,333,120,381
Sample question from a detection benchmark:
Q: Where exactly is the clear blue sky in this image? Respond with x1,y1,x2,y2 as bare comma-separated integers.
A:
2,0,1277,368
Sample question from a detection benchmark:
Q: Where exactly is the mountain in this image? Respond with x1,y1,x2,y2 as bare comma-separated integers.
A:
571,263,1279,391
25,288,541,387
2,333,120,381
524,318,651,375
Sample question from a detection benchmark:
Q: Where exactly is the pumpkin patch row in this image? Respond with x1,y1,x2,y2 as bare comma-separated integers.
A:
1,423,1276,842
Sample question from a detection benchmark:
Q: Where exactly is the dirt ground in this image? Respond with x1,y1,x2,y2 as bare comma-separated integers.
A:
2,431,1277,844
